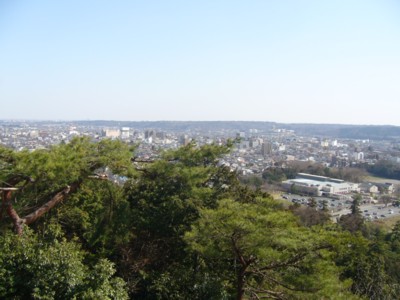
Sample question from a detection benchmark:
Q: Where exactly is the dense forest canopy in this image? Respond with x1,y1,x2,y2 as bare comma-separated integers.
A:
1,137,400,299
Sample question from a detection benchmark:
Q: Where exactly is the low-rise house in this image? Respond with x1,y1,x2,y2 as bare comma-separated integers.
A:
359,183,379,194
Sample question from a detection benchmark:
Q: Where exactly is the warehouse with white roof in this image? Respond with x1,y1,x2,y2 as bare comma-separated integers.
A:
281,173,359,196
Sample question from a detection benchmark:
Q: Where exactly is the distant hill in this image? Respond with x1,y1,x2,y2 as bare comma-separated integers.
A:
73,120,278,133
2,120,400,140
279,124,400,140
74,121,400,140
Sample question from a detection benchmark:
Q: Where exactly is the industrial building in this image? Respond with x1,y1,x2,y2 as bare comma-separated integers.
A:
281,173,359,197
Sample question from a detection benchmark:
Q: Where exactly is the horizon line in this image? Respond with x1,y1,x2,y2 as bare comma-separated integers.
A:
0,119,399,127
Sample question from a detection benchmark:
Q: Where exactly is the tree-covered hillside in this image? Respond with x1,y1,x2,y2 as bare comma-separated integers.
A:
1,137,400,299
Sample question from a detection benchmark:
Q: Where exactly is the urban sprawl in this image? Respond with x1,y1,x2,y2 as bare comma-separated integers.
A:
2,120,399,222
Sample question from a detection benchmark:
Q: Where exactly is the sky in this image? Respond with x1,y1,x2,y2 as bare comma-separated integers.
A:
1,0,400,125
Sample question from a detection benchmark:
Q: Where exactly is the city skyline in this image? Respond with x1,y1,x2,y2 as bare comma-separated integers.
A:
1,1,400,125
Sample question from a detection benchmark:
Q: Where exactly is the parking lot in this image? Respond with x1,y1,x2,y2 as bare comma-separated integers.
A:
281,193,399,221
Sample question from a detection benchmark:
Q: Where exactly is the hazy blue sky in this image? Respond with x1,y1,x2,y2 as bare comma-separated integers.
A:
1,1,400,125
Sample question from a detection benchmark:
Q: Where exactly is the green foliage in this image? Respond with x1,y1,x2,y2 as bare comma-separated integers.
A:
322,199,329,212
308,197,317,208
162,140,232,167
1,137,134,187
0,137,135,232
56,180,133,256
3,139,400,299
290,205,331,227
338,194,365,234
261,167,288,183
367,159,400,180
185,198,356,299
122,142,239,297
332,230,398,299
136,263,230,300
125,142,233,235
239,174,263,188
0,227,128,299
80,259,128,300
351,194,362,215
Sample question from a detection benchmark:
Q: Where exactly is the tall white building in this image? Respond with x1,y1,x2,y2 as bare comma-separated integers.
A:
354,152,364,161
121,127,130,139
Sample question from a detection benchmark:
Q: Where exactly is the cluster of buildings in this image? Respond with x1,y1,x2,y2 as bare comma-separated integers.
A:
281,172,396,203
281,173,359,197
1,121,400,192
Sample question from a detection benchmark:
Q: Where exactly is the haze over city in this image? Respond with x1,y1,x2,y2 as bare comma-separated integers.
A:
1,0,400,125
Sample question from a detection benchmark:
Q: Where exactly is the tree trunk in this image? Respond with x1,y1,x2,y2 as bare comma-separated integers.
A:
2,190,24,235
236,266,246,300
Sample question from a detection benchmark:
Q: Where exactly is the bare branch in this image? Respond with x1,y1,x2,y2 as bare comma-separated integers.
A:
246,284,286,300
22,182,80,225
266,273,318,293
259,245,331,271
259,252,308,271
4,174,34,187
131,157,155,163
88,174,108,180
1,171,112,234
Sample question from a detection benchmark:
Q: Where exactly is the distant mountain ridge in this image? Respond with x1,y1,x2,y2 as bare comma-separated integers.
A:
280,123,400,140
74,121,400,140
2,120,400,140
